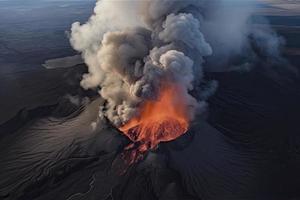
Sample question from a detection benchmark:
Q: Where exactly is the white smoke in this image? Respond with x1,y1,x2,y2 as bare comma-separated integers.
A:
70,0,285,127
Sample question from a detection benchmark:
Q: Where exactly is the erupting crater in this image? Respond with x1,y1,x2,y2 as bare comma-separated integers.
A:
119,83,189,164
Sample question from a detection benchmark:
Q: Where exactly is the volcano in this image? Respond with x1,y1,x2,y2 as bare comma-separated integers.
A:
1,0,300,199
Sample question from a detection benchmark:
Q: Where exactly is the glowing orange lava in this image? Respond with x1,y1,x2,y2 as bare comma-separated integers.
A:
119,83,189,164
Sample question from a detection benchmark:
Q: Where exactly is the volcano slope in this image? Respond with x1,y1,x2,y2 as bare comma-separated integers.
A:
0,58,300,200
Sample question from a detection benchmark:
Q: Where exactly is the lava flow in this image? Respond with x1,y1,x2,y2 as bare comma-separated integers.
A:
119,83,189,164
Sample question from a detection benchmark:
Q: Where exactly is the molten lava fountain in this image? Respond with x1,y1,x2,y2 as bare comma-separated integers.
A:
119,83,189,165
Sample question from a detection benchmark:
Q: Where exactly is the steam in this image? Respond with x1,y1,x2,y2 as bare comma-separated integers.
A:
70,0,284,127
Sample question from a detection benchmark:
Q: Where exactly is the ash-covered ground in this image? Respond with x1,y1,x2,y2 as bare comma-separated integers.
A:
1,1,300,200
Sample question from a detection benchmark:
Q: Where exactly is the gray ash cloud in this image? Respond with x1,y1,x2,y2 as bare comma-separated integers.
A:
70,0,285,127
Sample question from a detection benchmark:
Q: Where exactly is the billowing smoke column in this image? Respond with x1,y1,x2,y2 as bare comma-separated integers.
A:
70,0,213,127
70,0,283,128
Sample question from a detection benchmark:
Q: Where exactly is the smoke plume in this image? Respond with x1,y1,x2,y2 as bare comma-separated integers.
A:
70,0,284,127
